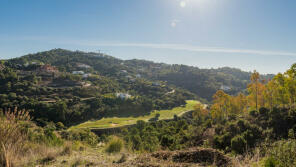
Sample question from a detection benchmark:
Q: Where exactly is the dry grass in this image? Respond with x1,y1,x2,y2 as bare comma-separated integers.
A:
0,107,30,167
231,148,262,167
0,107,68,166
15,144,63,166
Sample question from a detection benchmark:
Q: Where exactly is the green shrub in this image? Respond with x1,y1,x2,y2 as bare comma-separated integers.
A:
28,126,63,146
288,129,295,139
231,135,246,154
263,157,278,167
56,122,65,130
266,140,296,167
105,136,124,154
60,129,99,146
44,128,64,146
213,132,232,150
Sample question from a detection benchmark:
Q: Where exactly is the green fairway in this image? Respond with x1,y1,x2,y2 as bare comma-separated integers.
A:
70,100,200,130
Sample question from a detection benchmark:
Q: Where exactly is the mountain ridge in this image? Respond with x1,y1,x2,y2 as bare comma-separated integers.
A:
7,48,273,101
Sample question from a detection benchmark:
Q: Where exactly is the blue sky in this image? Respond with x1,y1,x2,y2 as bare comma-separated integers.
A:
0,0,296,74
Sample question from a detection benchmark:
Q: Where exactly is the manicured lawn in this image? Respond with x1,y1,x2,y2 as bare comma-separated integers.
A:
69,100,200,130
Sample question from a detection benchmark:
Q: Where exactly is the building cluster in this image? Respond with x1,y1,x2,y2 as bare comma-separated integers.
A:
38,64,59,73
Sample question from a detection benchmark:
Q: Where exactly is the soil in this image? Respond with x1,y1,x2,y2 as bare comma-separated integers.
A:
150,147,232,167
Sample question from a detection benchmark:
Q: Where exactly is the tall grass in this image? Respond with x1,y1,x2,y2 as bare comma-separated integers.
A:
0,107,30,167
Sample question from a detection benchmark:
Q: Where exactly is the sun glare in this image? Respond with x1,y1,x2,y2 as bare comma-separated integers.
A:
180,1,186,8
179,0,209,9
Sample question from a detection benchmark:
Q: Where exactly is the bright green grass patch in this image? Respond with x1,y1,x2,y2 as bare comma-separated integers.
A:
70,100,200,130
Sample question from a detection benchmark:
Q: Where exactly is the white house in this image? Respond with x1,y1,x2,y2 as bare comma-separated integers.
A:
82,73,91,78
125,75,133,79
72,71,85,75
81,82,91,87
220,85,231,91
77,63,91,69
152,82,161,86
116,93,131,99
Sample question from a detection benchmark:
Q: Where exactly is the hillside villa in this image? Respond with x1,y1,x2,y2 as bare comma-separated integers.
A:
116,93,132,99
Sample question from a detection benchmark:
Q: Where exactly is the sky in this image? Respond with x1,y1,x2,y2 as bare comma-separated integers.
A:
0,0,296,74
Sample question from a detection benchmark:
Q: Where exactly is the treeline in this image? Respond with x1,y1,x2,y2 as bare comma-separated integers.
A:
188,64,296,153
209,64,296,120
119,64,296,166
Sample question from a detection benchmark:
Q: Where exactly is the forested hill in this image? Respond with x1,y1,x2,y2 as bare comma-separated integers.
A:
124,60,273,100
7,49,273,101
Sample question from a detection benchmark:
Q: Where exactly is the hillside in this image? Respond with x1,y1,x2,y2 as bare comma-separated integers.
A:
8,49,272,101
0,49,274,127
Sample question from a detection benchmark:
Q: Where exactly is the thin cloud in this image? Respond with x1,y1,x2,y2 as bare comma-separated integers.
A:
75,41,296,57
2,36,296,57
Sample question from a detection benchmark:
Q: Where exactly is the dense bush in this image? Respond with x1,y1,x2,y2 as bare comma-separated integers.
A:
124,120,190,152
28,126,63,146
263,157,278,167
105,136,124,153
213,118,263,154
60,129,99,146
264,140,296,167
231,135,246,154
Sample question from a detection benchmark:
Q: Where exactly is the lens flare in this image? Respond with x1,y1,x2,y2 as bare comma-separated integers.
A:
180,1,186,8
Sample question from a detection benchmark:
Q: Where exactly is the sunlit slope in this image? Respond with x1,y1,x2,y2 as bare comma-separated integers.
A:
70,100,200,130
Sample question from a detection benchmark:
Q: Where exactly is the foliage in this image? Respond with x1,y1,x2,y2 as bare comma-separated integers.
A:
231,135,246,154
180,64,296,155
60,129,99,146
28,125,64,146
105,136,124,154
124,119,190,152
264,140,296,167
263,157,278,167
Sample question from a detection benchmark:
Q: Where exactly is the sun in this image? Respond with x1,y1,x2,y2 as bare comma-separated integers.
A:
180,1,186,8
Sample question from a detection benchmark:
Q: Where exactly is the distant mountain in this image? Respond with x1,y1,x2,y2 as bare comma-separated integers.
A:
124,60,273,100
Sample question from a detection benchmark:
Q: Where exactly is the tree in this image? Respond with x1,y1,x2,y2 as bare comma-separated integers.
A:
250,71,259,110
248,71,266,110
285,64,296,109
211,90,231,120
193,103,209,123
273,74,289,107
264,80,277,111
